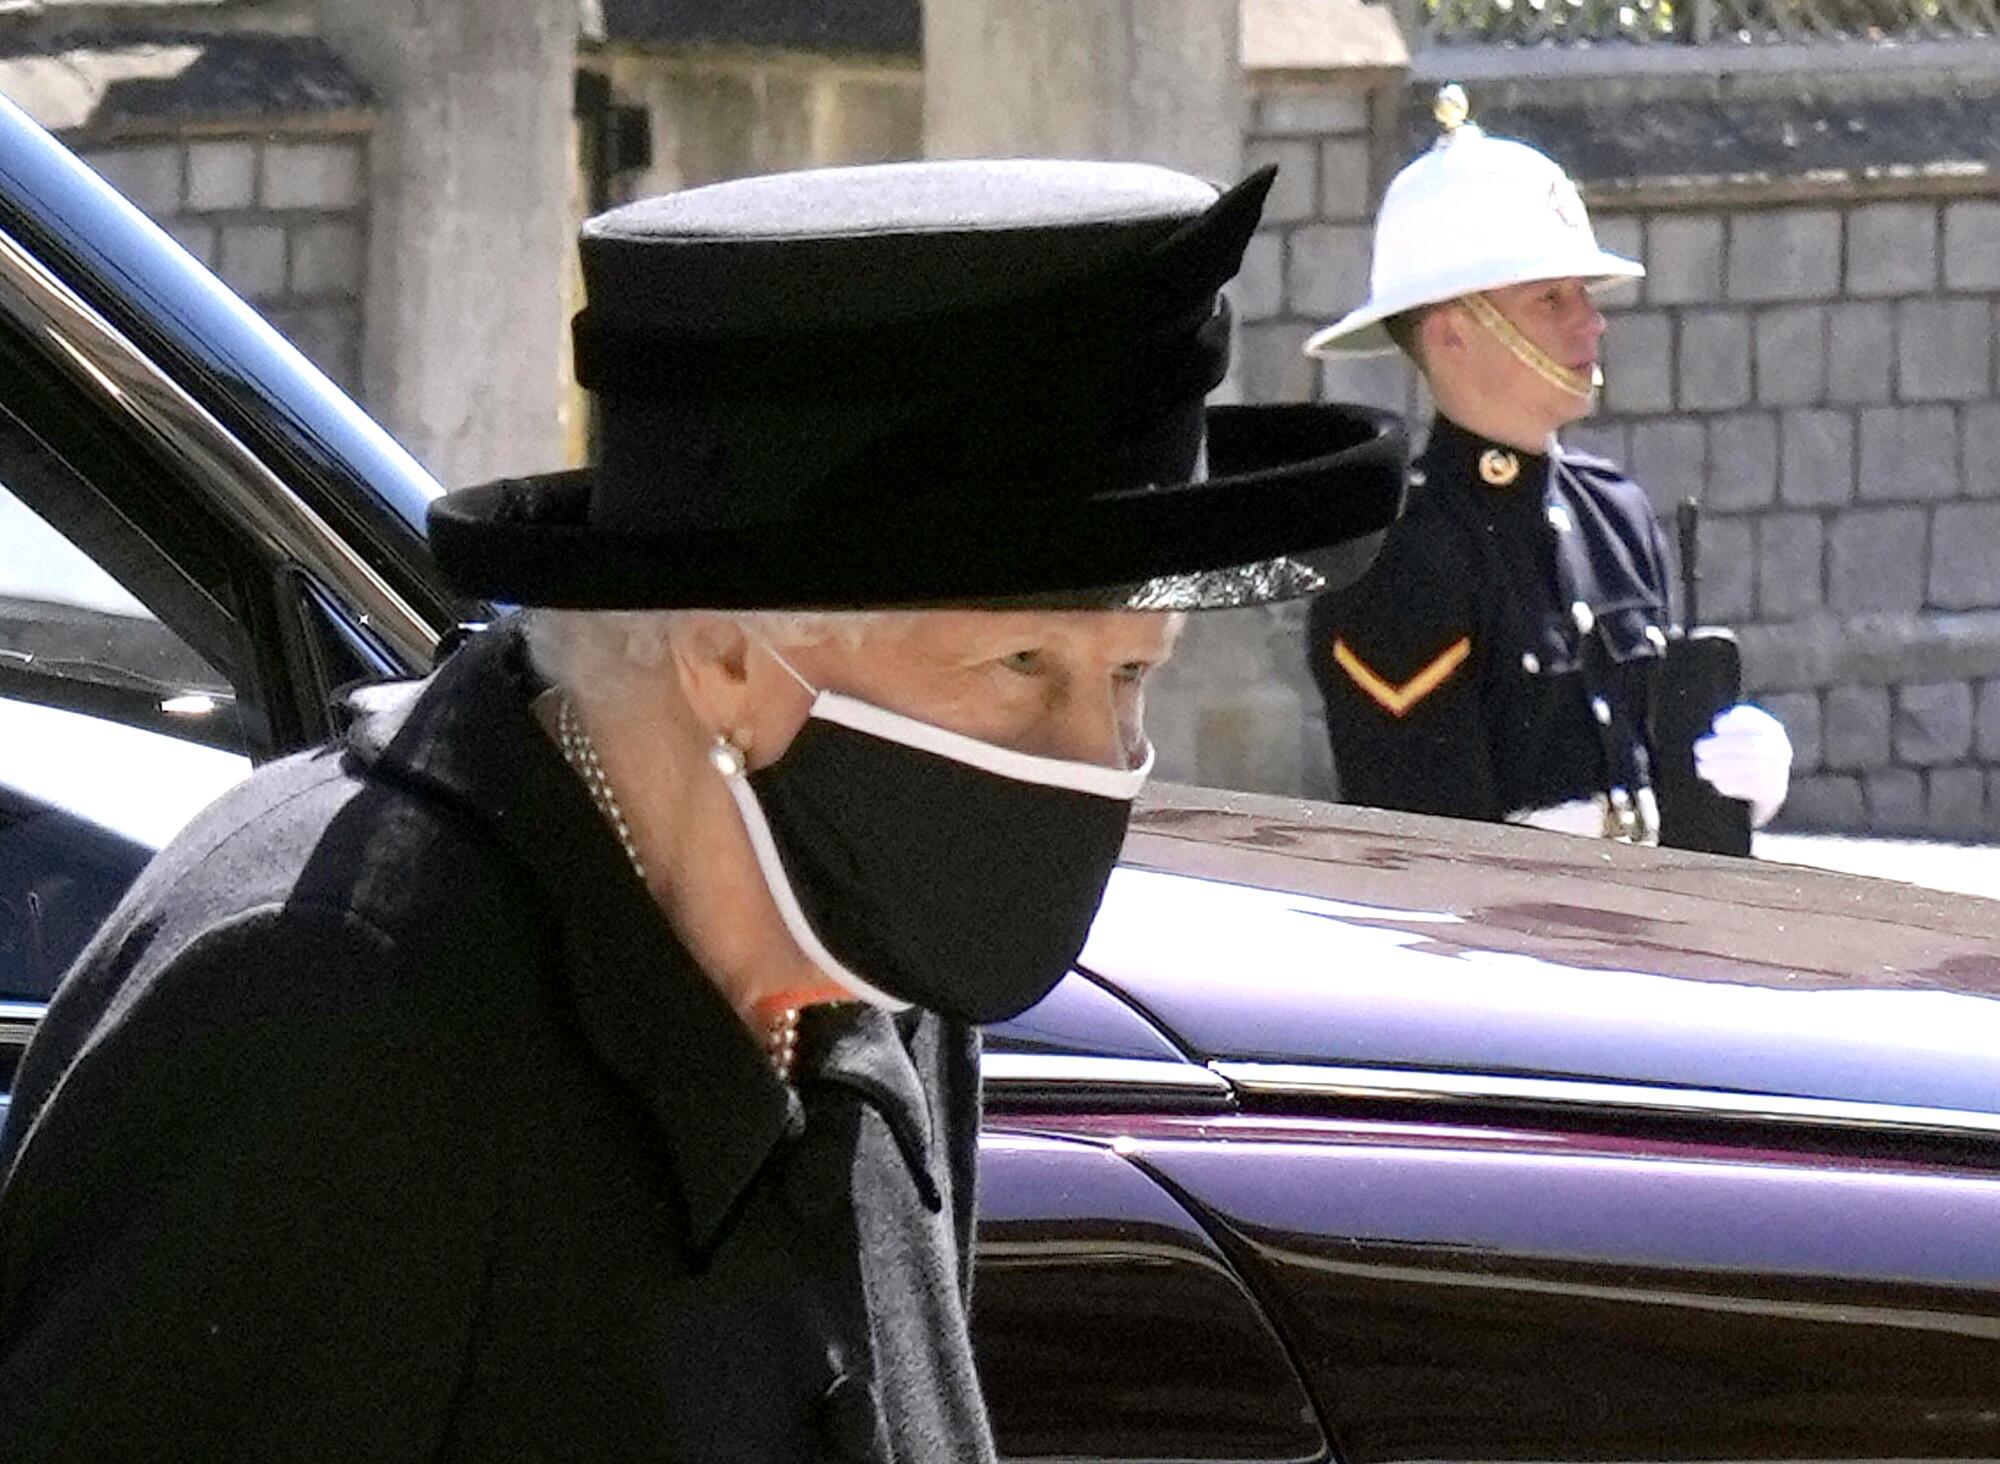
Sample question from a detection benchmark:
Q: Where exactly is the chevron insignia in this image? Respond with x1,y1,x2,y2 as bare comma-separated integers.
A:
1332,636,1472,717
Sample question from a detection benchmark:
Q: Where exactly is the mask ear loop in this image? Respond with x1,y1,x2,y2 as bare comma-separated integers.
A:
709,637,910,1013
1460,291,1602,400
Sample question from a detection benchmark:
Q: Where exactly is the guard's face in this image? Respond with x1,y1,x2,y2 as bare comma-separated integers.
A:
1479,276,1606,425
1434,275,1605,436
767,611,1183,771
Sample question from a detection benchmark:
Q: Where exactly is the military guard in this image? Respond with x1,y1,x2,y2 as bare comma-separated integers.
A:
1301,86,1791,843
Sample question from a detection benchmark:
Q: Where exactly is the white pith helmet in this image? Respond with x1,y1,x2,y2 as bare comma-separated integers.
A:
1303,85,1644,357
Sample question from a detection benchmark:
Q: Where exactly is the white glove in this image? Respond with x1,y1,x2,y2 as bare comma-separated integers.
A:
1693,703,1793,828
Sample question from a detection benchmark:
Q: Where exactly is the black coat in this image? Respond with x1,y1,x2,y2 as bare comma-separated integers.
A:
0,625,995,1463
1308,416,1673,823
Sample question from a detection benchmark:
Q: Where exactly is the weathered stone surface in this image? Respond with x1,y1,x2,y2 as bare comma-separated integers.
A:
1727,209,1840,303
1647,213,1724,306
1706,412,1777,512
1233,229,1284,322
1897,298,1991,403
1319,139,1371,223
217,221,286,300
185,141,257,212
1894,680,1974,766
1979,678,2000,761
1758,512,1823,620
1628,418,1705,519
1739,610,2000,694
1753,305,1825,408
1287,223,1370,318
1944,200,2000,292
1863,767,1926,834
1926,765,1990,839
1246,137,1316,223
1779,409,1854,507
1825,302,1894,406
1561,420,1627,467
1845,201,1938,297
1695,513,1755,622
288,220,364,296
80,145,182,216
1858,406,1959,503
1827,507,1925,614
1961,404,2000,496
261,141,362,211
1780,773,1864,830
1760,689,1821,773
1591,215,1643,308
1930,501,2000,610
1678,311,1752,412
1239,321,1318,404
1602,311,1673,416
1823,684,1890,770
1255,85,1369,137
1315,349,1409,415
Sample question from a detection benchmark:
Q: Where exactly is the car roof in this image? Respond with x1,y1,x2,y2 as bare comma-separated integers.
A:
1073,782,2000,1123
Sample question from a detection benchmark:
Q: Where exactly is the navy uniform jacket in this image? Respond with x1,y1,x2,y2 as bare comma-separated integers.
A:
0,624,994,1464
1308,415,1673,824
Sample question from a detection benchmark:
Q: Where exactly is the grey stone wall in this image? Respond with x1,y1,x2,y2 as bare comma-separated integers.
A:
78,131,368,392
1571,189,2000,838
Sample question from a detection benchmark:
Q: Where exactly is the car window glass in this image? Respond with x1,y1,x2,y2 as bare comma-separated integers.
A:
0,480,228,697
0,479,250,1006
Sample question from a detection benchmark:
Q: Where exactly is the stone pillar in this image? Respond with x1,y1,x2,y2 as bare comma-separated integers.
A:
924,0,1243,180
311,0,577,489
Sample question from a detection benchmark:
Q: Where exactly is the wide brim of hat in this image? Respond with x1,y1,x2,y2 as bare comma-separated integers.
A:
427,402,1406,612
1304,247,1646,358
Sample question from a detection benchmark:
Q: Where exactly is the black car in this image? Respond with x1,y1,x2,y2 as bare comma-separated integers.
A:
5,95,2000,1462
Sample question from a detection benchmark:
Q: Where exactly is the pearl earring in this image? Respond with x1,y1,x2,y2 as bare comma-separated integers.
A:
709,733,747,778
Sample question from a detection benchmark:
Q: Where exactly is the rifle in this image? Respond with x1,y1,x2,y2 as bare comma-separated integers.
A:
1651,499,1753,855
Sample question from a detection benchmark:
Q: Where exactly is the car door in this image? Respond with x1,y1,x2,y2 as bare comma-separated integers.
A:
0,151,434,1081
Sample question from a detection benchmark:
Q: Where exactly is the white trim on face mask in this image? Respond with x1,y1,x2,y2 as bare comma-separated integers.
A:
719,767,912,1012
757,639,1154,800
810,691,1154,800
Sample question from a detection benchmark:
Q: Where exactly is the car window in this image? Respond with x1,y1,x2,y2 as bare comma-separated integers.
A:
0,478,251,1007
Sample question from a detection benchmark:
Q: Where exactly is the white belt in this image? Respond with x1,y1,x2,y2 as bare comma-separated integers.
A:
1506,787,1659,844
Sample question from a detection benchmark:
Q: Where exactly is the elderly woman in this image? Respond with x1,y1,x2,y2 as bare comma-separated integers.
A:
0,160,1401,1460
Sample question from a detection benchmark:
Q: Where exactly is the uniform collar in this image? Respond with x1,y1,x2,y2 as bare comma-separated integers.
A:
1420,415,1552,499
339,620,801,1257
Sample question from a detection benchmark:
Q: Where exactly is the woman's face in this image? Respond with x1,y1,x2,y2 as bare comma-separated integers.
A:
748,610,1182,772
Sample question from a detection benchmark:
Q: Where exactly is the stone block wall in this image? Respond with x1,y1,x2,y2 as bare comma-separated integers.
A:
75,128,369,393
1568,189,2000,838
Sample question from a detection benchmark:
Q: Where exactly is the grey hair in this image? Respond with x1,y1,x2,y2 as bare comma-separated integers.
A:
523,608,897,699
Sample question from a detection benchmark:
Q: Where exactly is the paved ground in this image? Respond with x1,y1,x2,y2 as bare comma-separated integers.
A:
1754,831,2000,901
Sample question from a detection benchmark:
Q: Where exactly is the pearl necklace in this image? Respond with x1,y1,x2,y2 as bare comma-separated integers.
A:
555,695,801,1083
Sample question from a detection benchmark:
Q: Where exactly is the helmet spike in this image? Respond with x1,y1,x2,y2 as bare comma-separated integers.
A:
1434,83,1471,137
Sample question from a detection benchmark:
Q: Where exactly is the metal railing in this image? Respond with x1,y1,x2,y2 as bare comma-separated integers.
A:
1401,0,2000,45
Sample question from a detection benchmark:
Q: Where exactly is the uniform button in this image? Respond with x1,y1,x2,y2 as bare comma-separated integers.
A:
1591,696,1613,727
1521,652,1541,675
1570,601,1595,635
817,1372,889,1462
1645,624,1669,653
1546,504,1573,534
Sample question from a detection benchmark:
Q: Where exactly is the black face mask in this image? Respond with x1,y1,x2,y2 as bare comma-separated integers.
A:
721,688,1151,1025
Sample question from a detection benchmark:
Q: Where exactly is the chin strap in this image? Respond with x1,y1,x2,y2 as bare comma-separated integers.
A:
1460,292,1602,401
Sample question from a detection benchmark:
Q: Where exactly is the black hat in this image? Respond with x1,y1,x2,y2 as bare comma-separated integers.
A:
427,158,1406,610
